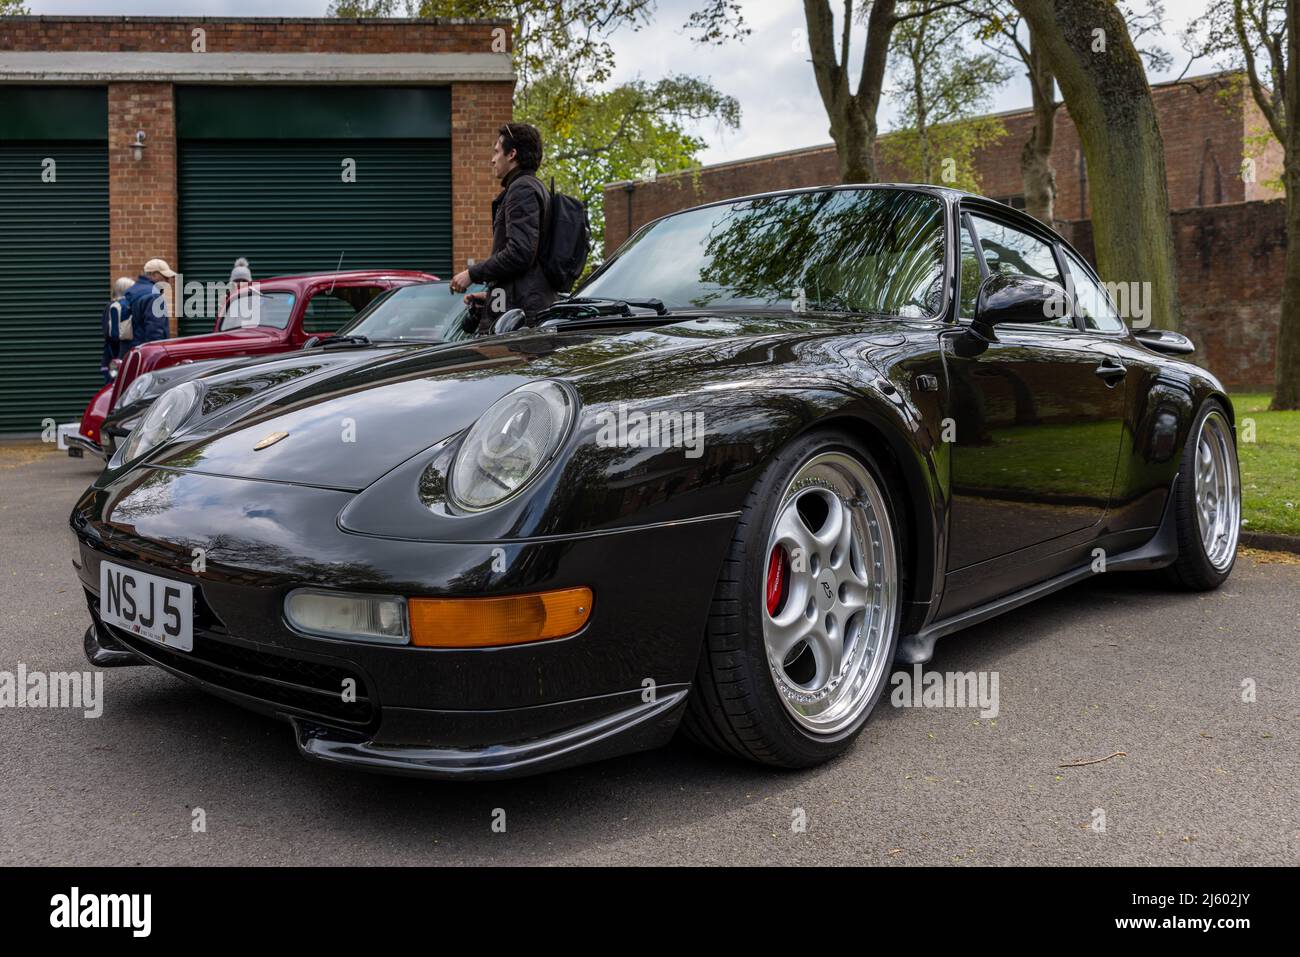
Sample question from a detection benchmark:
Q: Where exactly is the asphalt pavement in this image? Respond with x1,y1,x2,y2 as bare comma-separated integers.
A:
1,442,1296,865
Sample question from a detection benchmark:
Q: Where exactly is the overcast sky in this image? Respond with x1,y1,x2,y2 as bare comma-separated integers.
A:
25,0,1217,165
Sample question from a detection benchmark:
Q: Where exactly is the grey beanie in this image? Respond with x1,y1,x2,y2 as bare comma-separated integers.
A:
229,257,252,283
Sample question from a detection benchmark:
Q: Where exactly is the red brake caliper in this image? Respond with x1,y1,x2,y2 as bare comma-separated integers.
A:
765,544,788,616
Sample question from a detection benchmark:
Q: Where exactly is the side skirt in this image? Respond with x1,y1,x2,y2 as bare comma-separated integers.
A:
896,474,1181,665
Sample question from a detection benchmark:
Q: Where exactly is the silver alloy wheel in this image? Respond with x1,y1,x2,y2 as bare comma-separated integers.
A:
1194,409,1241,571
761,451,897,734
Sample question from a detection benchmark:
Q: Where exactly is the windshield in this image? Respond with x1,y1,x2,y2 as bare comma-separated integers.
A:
580,187,947,317
338,282,481,341
219,291,296,331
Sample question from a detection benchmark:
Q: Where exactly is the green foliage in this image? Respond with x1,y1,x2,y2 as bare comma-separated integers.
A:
1230,392,1300,536
881,6,1009,191
0,0,31,13
525,72,739,258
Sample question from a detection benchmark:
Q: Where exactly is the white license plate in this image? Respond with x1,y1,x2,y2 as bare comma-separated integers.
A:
99,561,194,652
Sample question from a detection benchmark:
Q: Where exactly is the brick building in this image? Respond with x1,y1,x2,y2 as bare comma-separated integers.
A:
0,16,515,433
603,73,1285,388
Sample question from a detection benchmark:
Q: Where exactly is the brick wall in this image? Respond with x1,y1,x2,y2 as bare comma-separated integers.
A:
107,83,179,333
0,16,506,53
604,73,1282,254
1069,201,1284,391
3,16,515,303
452,81,514,275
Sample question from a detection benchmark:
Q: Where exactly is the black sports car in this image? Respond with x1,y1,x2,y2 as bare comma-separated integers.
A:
71,185,1241,778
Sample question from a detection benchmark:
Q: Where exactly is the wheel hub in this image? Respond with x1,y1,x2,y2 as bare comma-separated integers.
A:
1193,409,1240,571
761,452,897,734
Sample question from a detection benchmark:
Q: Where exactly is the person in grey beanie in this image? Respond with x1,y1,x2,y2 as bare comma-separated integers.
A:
230,257,252,287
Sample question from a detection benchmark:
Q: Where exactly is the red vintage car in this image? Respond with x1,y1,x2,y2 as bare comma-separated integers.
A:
57,269,436,458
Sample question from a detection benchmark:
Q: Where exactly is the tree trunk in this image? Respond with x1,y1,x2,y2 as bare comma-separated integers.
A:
1272,0,1300,409
1020,28,1057,224
1276,177,1300,408
804,0,896,183
1014,0,1181,331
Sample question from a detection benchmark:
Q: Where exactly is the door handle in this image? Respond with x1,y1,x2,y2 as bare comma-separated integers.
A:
1094,358,1127,385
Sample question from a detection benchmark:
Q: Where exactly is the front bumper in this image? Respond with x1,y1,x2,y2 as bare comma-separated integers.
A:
56,422,102,459
72,466,735,779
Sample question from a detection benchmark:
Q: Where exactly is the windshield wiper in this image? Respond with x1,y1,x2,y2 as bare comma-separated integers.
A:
303,334,372,349
538,296,670,321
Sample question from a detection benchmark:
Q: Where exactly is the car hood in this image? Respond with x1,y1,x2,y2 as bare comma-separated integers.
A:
144,314,911,491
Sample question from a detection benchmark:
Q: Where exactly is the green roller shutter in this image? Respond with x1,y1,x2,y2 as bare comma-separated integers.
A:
0,142,109,434
177,139,452,336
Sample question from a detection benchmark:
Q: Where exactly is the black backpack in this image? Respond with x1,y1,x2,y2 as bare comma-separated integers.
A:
529,176,591,294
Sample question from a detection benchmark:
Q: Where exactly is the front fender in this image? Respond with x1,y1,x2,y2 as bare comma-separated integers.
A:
339,382,943,627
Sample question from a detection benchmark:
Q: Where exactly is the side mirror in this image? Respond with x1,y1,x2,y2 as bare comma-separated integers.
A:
953,273,1071,358
492,308,528,335
974,273,1071,330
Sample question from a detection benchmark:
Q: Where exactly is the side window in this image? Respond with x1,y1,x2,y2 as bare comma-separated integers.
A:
1063,249,1126,333
959,219,982,321
301,286,386,334
969,213,1073,329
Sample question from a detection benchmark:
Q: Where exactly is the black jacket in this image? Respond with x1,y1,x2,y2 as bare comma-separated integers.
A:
468,168,556,323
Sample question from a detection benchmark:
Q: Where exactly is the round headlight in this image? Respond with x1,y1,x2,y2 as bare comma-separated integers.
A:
449,381,574,510
120,380,201,463
116,372,156,409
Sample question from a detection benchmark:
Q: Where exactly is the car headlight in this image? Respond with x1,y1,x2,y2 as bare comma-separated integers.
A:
116,372,156,409
119,380,201,463
449,380,575,510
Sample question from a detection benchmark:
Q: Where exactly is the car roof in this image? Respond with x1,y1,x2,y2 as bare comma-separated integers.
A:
248,269,437,290
627,182,1058,251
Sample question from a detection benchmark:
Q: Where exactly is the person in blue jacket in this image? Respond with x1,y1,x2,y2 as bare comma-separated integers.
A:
122,258,177,345
99,277,133,383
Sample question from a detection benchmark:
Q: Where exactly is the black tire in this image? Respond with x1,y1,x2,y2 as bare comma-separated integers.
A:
680,429,903,769
1163,399,1239,590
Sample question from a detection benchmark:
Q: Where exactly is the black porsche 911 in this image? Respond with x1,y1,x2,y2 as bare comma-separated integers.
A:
71,184,1241,778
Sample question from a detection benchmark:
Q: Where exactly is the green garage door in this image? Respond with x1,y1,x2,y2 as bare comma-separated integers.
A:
177,140,451,336
0,89,109,434
176,87,453,336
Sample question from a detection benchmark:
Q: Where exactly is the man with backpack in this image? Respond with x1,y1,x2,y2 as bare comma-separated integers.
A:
99,277,134,383
450,123,590,330
122,258,177,345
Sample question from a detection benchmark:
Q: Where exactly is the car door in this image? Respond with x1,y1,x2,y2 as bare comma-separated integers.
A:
295,282,392,344
943,207,1127,572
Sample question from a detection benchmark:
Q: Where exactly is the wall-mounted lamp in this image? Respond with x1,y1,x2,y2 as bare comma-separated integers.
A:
131,130,147,162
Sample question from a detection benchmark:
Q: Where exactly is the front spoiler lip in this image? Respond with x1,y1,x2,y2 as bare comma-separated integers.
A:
293,689,690,781
83,612,690,781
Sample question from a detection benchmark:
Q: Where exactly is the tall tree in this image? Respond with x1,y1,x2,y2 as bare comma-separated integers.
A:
0,0,31,11
965,3,1059,221
882,4,1010,191
1013,0,1182,331
966,1,1172,224
803,0,899,182
1186,0,1300,408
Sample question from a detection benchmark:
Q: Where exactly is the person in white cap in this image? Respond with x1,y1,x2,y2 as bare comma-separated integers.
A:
122,257,177,344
